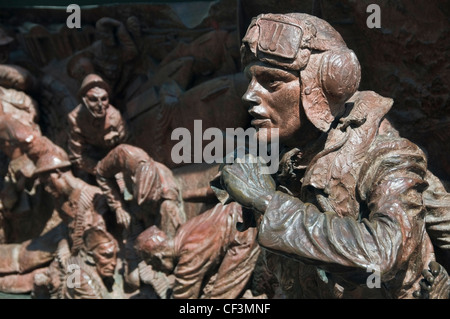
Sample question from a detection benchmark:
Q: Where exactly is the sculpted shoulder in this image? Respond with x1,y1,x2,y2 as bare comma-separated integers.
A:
67,104,83,127
105,104,125,126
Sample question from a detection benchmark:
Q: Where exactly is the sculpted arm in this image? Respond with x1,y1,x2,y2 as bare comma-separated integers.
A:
96,147,130,228
221,141,429,284
260,139,427,281
67,116,97,175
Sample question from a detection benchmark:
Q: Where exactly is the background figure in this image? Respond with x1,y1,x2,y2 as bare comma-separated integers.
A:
135,202,261,299
159,29,241,87
31,137,111,254
0,64,43,244
0,113,41,243
59,226,123,299
67,73,129,178
96,143,186,291
66,17,140,108
25,136,115,298
0,122,65,294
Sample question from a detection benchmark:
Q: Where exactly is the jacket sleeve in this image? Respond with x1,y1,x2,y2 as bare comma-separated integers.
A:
204,205,260,299
95,148,124,212
67,115,98,175
257,137,429,283
423,170,450,250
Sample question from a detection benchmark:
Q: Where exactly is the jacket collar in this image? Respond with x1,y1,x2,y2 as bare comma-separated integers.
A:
277,91,393,216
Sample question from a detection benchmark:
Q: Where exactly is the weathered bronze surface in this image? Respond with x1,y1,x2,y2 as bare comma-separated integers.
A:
0,1,448,300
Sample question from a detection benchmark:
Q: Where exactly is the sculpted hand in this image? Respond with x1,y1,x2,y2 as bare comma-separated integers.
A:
220,153,276,214
104,131,119,147
116,207,131,231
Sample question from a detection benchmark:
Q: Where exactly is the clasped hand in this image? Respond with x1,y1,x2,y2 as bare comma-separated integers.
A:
219,153,276,214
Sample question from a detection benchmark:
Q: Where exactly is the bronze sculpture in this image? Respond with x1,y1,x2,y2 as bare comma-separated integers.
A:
32,137,110,254
96,143,186,291
96,143,185,236
135,202,261,299
59,226,124,299
0,113,40,238
67,73,130,177
217,12,450,299
0,1,448,301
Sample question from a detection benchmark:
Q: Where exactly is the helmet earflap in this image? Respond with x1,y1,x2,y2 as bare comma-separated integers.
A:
301,49,361,132
319,48,361,106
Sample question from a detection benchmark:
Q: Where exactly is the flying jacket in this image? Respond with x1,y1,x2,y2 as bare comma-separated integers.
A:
258,91,449,298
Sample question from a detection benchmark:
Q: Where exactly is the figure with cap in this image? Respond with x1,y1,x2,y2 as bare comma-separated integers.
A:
30,136,111,256
96,143,186,291
67,73,130,178
27,137,124,298
217,13,450,298
0,115,63,295
0,28,47,246
0,128,104,295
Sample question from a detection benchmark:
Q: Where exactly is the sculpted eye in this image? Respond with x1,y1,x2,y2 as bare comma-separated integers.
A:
268,79,282,90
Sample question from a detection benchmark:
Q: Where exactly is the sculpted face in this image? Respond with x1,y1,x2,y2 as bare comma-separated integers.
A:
92,241,117,278
83,87,109,118
243,62,303,147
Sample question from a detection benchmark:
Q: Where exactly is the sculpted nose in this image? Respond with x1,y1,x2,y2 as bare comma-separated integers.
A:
242,81,261,106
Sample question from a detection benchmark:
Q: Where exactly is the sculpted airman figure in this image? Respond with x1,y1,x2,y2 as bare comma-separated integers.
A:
27,138,123,299
67,73,129,177
217,13,450,299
